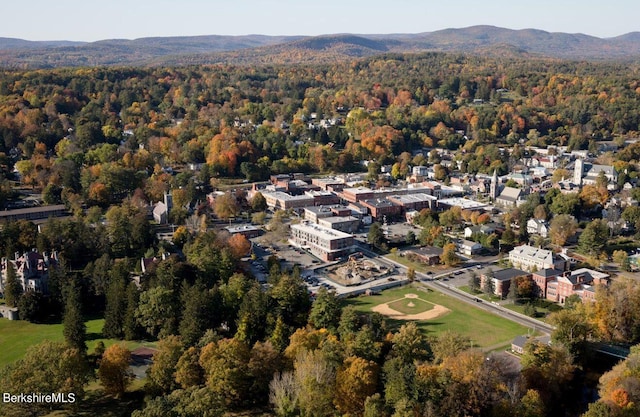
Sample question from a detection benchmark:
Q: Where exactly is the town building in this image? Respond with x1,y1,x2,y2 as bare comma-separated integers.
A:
318,216,361,234
481,268,531,298
361,199,402,221
509,245,567,272
403,246,443,265
261,191,314,210
0,250,57,294
545,268,609,304
224,224,262,239
387,193,437,213
0,204,69,224
290,221,355,261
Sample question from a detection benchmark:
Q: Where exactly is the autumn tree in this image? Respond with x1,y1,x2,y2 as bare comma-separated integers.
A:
214,192,240,221
98,344,133,398
440,242,460,267
549,214,578,247
334,356,379,416
147,335,184,394
0,341,90,416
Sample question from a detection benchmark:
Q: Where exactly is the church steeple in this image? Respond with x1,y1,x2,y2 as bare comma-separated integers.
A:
490,169,499,201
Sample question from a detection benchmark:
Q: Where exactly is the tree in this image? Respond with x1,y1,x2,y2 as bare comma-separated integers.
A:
440,242,460,267
368,222,386,250
391,322,430,363
136,286,180,338
180,282,214,346
308,287,341,332
520,341,575,406
483,274,495,296
102,266,128,339
98,344,132,398
148,335,183,394
549,214,578,247
548,307,591,358
334,356,379,416
407,267,416,283
612,250,630,271
405,230,416,245
578,219,609,256
251,192,267,212
123,282,142,340
175,346,204,389
200,338,252,409
294,349,337,417
468,272,481,293
0,341,90,416
429,331,471,364
63,280,86,352
3,261,22,308
214,192,239,221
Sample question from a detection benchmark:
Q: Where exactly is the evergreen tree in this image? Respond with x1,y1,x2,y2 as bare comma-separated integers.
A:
123,282,142,341
3,260,22,308
63,280,86,352
308,287,341,332
179,281,213,346
102,276,127,339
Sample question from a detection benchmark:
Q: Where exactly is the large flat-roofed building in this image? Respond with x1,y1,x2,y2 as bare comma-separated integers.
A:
387,193,437,212
304,205,352,223
305,190,340,206
341,187,375,203
509,245,567,272
311,177,345,192
481,268,531,298
261,191,314,210
224,224,262,239
361,199,402,221
290,221,355,261
318,216,360,234
437,198,489,212
0,204,68,223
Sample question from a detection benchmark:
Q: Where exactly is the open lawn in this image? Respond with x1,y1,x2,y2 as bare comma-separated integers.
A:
346,285,530,349
0,318,156,368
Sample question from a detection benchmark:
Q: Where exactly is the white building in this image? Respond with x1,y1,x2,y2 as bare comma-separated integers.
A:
509,244,567,272
290,221,355,261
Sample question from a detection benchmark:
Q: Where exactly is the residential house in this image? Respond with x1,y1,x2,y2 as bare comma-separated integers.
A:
457,239,483,256
464,224,496,239
527,218,549,238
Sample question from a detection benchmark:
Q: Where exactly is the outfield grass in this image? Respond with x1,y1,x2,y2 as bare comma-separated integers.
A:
0,318,156,368
387,297,433,315
346,285,530,348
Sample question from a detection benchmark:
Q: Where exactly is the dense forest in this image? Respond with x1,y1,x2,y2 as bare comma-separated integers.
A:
2,52,640,416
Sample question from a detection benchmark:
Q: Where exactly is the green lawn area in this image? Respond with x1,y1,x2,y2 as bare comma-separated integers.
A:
0,318,156,368
387,297,433,315
503,299,563,322
346,285,530,349
458,285,503,302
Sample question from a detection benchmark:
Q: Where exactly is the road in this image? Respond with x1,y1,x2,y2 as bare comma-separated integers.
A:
357,241,555,334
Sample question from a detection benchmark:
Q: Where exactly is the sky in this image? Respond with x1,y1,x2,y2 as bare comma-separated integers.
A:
4,0,638,42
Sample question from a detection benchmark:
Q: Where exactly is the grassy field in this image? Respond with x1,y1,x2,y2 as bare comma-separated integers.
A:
346,285,530,348
387,297,433,315
0,318,156,368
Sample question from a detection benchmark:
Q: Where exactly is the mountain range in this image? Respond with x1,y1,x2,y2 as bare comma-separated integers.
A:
1,25,640,68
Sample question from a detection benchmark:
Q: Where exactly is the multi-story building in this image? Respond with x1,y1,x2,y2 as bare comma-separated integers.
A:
340,187,375,203
318,216,360,234
481,268,531,298
509,245,567,272
387,193,437,213
544,268,609,304
0,250,57,294
290,222,354,261
261,191,314,210
361,199,402,221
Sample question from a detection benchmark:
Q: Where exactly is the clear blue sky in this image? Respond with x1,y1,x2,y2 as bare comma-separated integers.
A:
6,0,638,42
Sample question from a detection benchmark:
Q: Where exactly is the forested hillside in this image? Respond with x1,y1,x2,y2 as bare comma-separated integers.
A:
2,52,640,417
